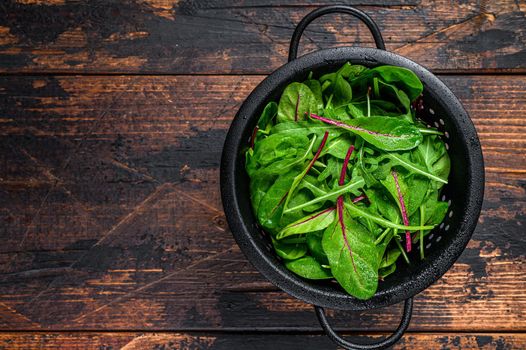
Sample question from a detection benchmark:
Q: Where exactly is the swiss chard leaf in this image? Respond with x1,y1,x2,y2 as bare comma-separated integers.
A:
277,82,320,122
380,171,429,217
277,207,336,239
311,114,423,151
322,205,378,299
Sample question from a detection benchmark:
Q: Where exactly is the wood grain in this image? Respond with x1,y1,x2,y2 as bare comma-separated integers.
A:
0,0,524,74
0,75,524,332
0,332,525,349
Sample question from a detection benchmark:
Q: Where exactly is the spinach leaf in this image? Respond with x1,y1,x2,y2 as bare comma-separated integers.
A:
285,256,333,279
306,231,329,265
350,65,423,101
257,171,297,231
303,79,324,112
379,263,397,279
273,238,308,260
258,101,278,131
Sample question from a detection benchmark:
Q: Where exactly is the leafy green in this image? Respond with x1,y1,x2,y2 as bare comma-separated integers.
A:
273,238,308,260
277,83,320,122
245,62,451,300
284,256,333,279
277,207,336,239
311,114,423,151
322,208,378,299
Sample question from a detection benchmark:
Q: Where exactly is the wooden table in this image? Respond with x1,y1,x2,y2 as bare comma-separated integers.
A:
0,1,524,349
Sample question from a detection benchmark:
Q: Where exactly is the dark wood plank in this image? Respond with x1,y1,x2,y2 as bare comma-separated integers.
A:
0,332,525,349
0,75,524,331
0,0,524,74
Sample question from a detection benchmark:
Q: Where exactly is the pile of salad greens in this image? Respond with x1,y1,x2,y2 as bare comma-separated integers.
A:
245,62,450,300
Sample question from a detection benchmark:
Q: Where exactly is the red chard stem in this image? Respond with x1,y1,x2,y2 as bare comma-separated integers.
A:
250,126,259,149
352,194,367,203
339,145,355,186
304,131,329,176
337,196,357,272
310,114,398,138
391,170,412,253
288,207,335,228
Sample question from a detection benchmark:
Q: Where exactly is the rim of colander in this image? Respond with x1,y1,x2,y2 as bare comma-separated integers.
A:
220,46,485,310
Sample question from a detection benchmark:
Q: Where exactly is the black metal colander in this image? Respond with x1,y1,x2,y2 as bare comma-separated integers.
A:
220,5,484,349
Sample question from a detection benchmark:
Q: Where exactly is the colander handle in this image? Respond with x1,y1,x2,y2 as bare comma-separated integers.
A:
315,297,413,350
288,5,386,62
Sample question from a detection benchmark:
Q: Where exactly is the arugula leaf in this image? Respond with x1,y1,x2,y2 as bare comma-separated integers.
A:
283,176,365,214
413,135,451,188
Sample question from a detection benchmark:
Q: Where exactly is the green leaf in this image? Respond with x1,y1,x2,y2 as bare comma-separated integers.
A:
351,66,423,101
379,263,397,279
380,171,429,217
277,82,320,122
257,101,278,131
283,135,318,209
318,157,342,183
331,73,353,106
272,238,308,260
284,176,365,214
306,231,329,265
304,79,324,112
250,174,276,214
320,134,354,159
277,207,336,239
344,201,434,231
380,249,401,269
270,121,341,138
382,152,448,184
285,256,333,279
257,171,297,231
410,191,449,229
322,206,378,299
251,133,309,168
413,135,451,188
365,188,400,223
312,115,423,151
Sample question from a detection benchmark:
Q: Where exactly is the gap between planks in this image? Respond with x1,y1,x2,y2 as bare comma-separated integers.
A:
0,71,526,77
0,330,525,335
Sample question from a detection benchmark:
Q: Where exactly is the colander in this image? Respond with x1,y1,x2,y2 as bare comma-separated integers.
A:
220,5,484,349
